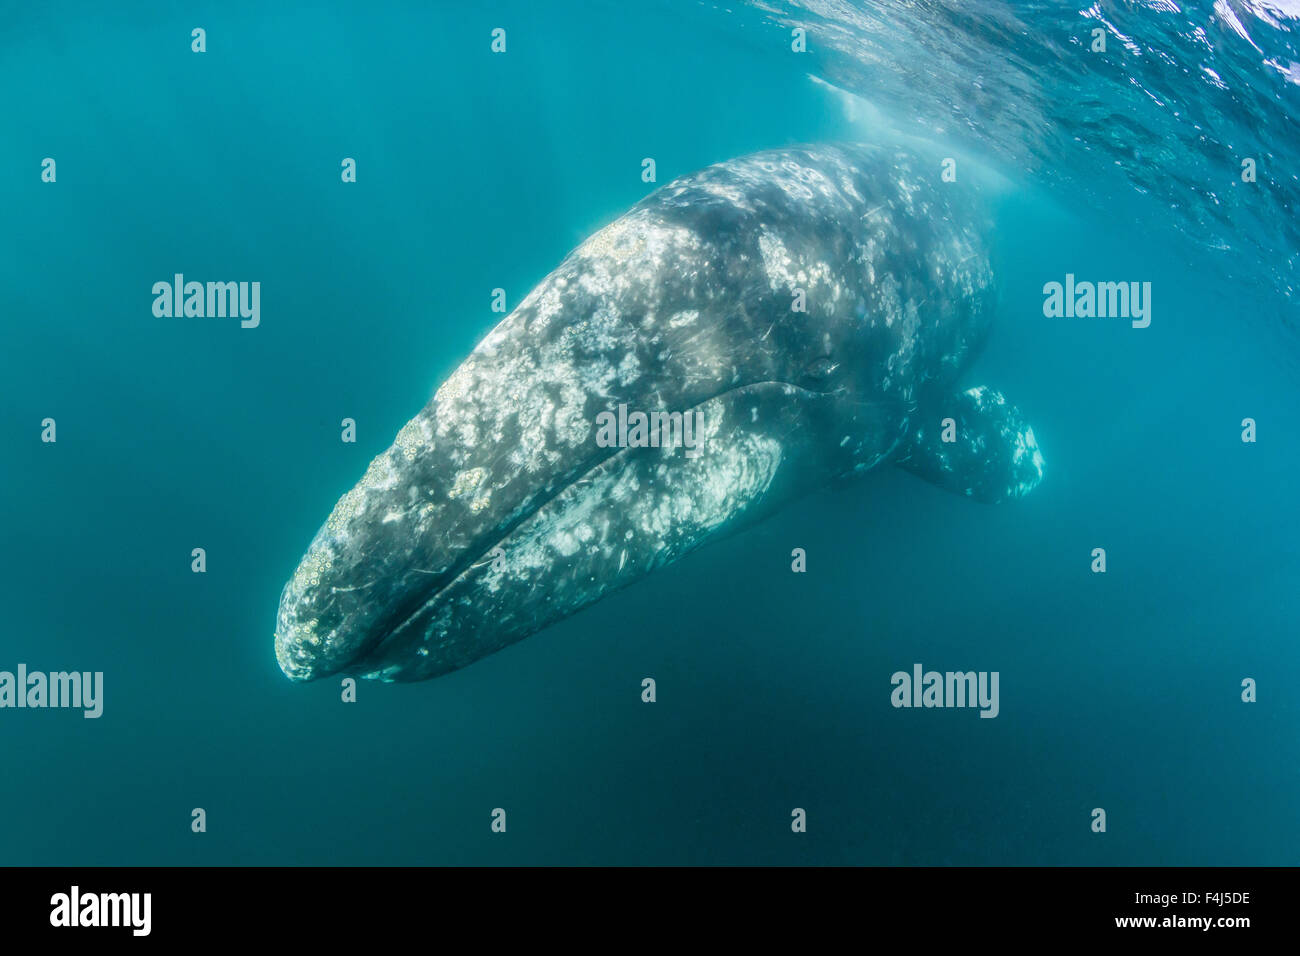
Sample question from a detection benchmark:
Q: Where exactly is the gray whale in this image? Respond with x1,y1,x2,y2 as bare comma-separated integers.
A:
275,144,1044,683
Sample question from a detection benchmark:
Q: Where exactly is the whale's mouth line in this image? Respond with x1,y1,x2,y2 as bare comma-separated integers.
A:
339,377,829,674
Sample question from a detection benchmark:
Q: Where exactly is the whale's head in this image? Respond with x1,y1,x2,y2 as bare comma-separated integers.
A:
275,145,997,683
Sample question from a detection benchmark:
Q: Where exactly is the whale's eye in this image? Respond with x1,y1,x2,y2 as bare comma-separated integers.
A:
799,356,841,388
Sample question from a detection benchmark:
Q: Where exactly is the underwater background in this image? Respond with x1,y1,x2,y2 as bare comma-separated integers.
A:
2,0,1297,865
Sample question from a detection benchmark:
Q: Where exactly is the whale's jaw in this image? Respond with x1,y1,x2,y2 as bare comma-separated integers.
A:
274,380,888,683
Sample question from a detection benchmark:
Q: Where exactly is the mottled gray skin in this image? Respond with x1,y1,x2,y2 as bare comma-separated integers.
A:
275,144,1044,684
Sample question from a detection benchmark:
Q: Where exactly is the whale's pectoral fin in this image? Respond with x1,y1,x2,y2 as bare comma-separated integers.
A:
893,386,1044,504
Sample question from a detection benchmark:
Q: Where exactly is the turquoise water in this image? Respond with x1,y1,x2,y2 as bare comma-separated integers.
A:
2,1,1297,864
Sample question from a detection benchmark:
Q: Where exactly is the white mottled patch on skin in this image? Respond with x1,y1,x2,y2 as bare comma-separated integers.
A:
855,237,880,288
477,403,784,611
700,181,755,209
617,352,641,385
757,231,837,300
641,429,781,539
877,273,902,328
576,213,700,277
454,418,479,448
448,467,487,501
577,304,624,353
526,283,566,335
899,297,921,350
575,358,615,397
668,310,698,328
758,231,794,290
576,216,646,263
435,360,476,406
554,381,592,446
804,260,838,299
776,161,817,202
1011,425,1046,481
552,529,580,557
393,420,429,461
426,208,719,488
896,176,920,211
513,396,556,473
